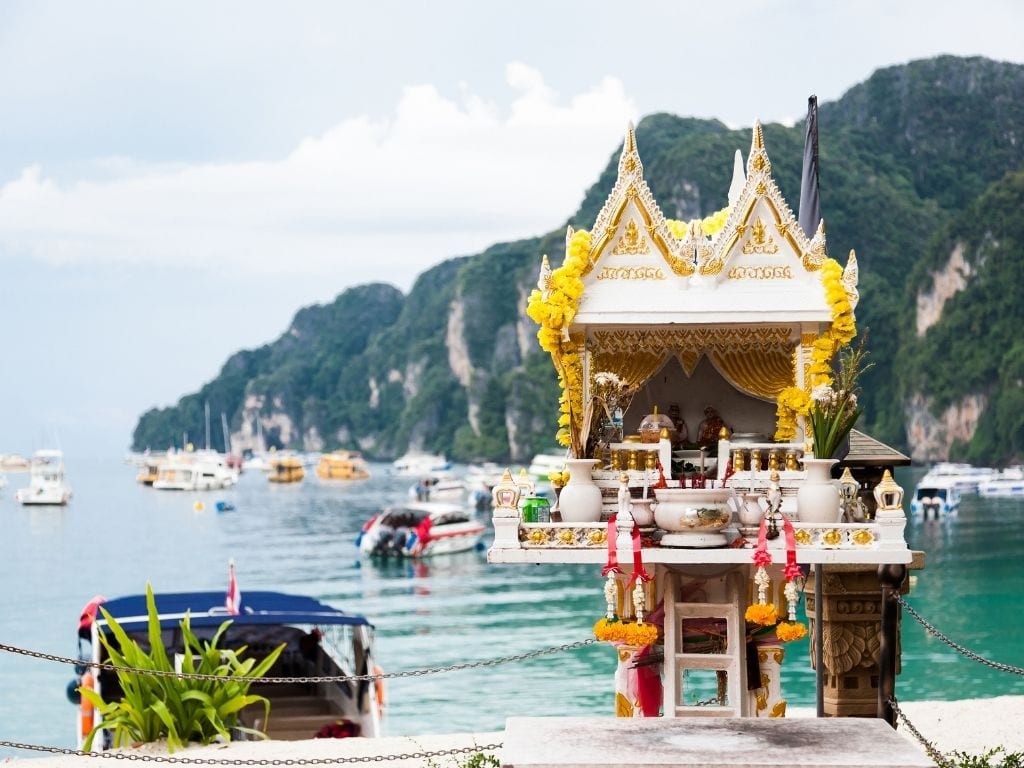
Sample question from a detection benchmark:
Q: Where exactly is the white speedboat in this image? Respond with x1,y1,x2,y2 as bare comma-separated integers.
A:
918,462,997,494
978,467,1024,497
71,589,382,748
357,501,486,557
409,472,467,501
910,477,961,519
391,451,450,477
152,450,239,491
15,449,72,505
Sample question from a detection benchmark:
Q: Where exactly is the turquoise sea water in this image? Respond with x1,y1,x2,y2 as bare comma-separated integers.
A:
1,459,1022,756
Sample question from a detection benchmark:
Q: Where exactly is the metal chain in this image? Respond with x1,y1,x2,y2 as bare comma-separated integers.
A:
0,740,501,765
0,640,597,684
896,594,1024,676
888,697,952,768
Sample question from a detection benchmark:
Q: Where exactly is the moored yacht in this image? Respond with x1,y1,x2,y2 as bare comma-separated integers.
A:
315,450,371,481
910,476,961,519
15,449,72,505
917,462,997,494
390,451,450,476
977,466,1024,497
152,450,239,491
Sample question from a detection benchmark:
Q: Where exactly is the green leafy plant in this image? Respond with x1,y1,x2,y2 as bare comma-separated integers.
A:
951,747,1024,768
81,584,284,752
809,338,872,459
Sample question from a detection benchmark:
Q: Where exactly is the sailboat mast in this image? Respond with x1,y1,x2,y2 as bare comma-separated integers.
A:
221,413,231,455
205,402,211,451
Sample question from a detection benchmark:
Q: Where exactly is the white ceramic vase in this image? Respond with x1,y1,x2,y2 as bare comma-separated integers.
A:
558,459,603,523
796,458,841,524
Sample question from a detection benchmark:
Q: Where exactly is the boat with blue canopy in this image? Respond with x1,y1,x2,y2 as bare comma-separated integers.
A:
72,590,383,748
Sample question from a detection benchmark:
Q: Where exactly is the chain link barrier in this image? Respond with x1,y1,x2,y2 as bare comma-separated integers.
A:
0,640,597,684
888,697,952,768
896,594,1024,676
0,739,502,764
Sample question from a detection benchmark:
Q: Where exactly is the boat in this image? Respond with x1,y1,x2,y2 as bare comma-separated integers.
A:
315,450,370,481
527,451,568,480
910,476,961,519
14,449,72,505
135,456,163,485
71,589,382,748
268,455,305,484
358,501,486,557
0,453,31,472
409,472,467,501
977,466,1024,497
917,462,997,494
152,450,239,491
390,451,450,477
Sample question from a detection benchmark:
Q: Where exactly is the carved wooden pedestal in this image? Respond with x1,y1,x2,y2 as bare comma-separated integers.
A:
803,556,922,717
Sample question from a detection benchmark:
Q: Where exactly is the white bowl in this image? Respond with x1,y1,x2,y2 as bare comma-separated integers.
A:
652,488,734,533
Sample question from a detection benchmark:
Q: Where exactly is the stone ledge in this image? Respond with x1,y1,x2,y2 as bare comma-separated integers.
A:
503,716,932,767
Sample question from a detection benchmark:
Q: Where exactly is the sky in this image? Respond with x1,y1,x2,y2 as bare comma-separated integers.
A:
1,0,1022,459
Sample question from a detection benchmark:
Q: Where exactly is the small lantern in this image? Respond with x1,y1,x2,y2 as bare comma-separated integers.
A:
873,469,904,512
517,468,536,499
492,469,521,511
839,467,859,505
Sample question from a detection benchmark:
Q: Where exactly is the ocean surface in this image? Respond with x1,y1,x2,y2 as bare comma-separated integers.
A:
2,458,1023,756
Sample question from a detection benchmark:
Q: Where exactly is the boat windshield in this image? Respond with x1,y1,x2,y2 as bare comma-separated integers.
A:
380,507,471,527
915,487,946,500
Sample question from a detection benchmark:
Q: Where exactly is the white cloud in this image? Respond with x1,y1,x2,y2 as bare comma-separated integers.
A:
0,63,637,289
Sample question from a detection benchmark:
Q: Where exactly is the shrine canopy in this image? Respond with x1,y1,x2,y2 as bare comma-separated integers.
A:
558,122,859,406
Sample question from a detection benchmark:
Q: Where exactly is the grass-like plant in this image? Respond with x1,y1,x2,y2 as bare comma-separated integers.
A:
952,747,1024,768
81,584,284,752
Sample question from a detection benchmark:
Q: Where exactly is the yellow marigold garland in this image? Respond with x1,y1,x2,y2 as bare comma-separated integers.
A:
527,230,592,449
666,205,730,240
775,621,808,642
774,257,857,441
744,603,779,627
594,618,659,647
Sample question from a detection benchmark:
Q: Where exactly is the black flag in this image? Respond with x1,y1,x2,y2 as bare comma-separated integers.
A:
798,95,820,239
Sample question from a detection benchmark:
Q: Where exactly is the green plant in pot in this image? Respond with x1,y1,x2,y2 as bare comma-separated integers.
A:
808,339,872,460
81,584,284,752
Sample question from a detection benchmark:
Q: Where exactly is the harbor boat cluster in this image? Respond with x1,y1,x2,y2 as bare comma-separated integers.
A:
910,461,1024,518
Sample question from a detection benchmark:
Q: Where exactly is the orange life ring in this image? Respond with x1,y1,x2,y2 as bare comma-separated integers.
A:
372,665,385,719
79,671,95,738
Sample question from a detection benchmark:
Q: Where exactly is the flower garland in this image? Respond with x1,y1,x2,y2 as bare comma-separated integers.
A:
774,257,856,442
744,511,807,643
666,204,730,240
527,229,591,449
594,617,659,646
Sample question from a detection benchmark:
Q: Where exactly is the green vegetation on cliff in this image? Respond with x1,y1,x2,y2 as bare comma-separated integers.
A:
133,56,1024,464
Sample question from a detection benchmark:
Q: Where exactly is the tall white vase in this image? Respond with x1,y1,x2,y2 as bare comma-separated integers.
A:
797,458,841,524
559,459,603,523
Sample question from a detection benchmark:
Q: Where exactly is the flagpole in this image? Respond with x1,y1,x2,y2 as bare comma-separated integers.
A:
798,95,821,239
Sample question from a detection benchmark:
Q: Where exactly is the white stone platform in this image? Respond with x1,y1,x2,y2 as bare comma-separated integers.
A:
502,716,933,767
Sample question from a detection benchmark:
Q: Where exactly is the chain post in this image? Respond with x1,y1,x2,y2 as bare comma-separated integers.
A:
877,563,906,727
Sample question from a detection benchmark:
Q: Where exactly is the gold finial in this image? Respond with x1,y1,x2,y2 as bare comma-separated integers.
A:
751,120,764,151
769,468,780,483
817,218,826,236
619,472,629,483
873,469,904,512
565,225,575,251
624,121,636,153
718,425,731,439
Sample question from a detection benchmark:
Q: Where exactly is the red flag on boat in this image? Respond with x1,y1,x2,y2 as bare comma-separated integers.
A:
226,560,241,615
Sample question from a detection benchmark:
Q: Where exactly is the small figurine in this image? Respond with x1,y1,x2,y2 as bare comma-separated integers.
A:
617,472,632,518
697,405,727,445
